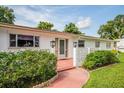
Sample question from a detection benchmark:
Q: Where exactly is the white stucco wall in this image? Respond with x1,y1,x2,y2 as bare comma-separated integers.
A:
0,26,114,65
0,27,74,58
81,39,113,50
0,28,8,51
39,36,56,54
68,39,73,58
116,39,124,52
74,39,114,66
0,27,54,53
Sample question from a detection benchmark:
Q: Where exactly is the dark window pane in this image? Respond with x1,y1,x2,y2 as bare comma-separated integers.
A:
114,42,117,47
35,36,39,47
95,41,100,48
106,42,111,48
35,36,39,41
10,34,16,47
78,40,85,47
60,40,64,54
18,40,33,47
10,34,16,41
10,41,16,47
17,35,33,47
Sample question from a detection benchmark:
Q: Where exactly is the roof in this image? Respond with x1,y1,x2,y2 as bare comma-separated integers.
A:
115,39,124,42
0,23,77,37
0,23,114,42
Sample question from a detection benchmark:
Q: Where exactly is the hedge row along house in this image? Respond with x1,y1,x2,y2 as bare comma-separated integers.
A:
0,23,117,67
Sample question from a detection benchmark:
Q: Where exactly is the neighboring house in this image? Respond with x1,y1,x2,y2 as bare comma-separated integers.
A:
116,39,124,52
0,23,116,66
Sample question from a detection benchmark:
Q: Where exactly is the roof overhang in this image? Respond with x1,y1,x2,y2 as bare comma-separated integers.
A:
0,23,114,42
0,23,77,39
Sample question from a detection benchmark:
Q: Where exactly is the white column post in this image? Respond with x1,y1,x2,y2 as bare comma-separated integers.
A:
73,42,78,67
73,47,77,67
87,47,91,54
50,40,55,54
51,47,55,54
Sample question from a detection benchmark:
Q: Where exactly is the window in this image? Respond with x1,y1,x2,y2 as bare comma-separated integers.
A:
9,34,39,47
114,42,117,48
10,34,16,47
95,41,100,48
78,40,85,47
106,42,111,48
35,36,39,47
18,35,34,47
60,40,64,54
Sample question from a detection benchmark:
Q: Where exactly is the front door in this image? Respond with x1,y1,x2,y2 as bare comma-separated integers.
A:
59,39,66,59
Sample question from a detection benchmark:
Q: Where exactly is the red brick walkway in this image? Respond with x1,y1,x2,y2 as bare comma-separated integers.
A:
48,68,89,88
57,59,74,72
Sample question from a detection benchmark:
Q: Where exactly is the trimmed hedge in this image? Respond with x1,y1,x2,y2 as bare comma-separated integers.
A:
0,50,57,88
83,50,120,70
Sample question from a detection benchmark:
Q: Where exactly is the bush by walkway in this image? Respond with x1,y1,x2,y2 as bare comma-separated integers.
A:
83,50,120,70
0,50,57,88
83,53,124,88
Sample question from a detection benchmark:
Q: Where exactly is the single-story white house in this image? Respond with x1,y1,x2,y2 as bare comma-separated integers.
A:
116,39,124,52
0,23,116,66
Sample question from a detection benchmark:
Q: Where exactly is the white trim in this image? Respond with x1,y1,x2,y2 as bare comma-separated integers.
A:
33,36,35,47
73,47,77,67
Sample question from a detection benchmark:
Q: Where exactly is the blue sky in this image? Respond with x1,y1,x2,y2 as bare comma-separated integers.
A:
7,5,124,37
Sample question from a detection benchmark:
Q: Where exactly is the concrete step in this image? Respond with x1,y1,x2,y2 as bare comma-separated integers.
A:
57,66,75,72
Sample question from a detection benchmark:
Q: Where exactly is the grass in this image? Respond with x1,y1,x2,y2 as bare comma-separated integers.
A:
83,53,124,88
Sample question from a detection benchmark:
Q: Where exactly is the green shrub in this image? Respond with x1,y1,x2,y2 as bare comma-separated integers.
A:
83,50,120,70
111,49,121,55
0,50,57,88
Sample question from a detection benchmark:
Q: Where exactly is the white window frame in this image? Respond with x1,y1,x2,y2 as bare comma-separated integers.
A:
9,34,39,48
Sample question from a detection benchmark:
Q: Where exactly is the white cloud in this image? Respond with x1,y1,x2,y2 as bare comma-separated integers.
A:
76,17,91,29
15,7,50,22
8,6,54,27
7,6,92,31
15,20,35,27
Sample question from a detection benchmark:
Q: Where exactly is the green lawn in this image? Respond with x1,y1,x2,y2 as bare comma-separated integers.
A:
83,53,124,88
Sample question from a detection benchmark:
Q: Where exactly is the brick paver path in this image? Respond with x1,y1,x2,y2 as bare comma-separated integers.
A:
57,59,74,72
48,68,89,88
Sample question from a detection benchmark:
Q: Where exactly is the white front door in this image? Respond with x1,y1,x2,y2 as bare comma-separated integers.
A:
59,39,66,59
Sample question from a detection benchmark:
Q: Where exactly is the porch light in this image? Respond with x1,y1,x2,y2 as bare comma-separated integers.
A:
73,42,77,47
50,40,55,48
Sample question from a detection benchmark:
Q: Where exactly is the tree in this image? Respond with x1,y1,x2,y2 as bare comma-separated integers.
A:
37,21,54,30
0,6,15,24
64,23,82,34
98,14,124,40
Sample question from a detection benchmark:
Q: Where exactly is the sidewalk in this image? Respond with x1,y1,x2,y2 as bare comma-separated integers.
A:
48,68,89,88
